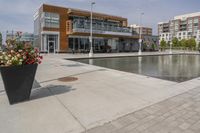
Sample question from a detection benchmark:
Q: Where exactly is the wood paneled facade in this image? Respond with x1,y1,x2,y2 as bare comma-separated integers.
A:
34,4,139,53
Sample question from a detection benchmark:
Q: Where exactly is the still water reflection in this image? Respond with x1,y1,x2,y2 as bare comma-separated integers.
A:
76,55,200,82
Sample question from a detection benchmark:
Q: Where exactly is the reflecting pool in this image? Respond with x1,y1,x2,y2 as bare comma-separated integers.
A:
76,55,200,82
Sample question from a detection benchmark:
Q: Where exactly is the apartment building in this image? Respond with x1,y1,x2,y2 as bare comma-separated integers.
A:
158,12,200,45
34,4,140,53
130,24,152,36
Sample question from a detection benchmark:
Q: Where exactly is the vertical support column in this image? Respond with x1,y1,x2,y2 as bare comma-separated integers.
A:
73,38,75,52
84,38,86,51
44,34,47,52
54,35,56,54
57,34,60,53
40,34,43,52
78,38,80,52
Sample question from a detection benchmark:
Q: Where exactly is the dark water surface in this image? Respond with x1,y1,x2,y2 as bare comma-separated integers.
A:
75,55,200,82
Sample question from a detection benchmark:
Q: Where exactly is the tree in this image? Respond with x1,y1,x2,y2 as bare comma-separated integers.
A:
187,38,196,49
172,37,179,47
143,42,147,51
179,39,187,48
0,32,2,47
198,42,200,50
151,43,156,51
160,39,167,50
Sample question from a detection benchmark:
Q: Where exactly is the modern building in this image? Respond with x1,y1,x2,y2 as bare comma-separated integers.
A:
130,24,159,51
6,31,34,45
34,4,140,53
158,12,200,45
130,24,152,36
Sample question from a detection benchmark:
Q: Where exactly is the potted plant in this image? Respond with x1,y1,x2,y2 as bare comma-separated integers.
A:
0,39,42,104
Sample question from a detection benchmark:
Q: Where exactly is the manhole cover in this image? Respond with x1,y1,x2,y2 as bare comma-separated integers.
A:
58,77,78,82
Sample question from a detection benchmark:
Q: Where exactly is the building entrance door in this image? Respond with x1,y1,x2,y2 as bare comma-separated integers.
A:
48,41,55,53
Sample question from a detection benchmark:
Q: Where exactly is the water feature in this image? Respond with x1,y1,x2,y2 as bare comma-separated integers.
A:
75,54,200,82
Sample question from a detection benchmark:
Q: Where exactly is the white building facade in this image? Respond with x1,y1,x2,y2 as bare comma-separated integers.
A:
158,12,200,46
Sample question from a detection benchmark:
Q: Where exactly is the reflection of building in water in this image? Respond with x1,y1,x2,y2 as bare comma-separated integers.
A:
158,55,181,80
89,59,93,65
138,57,142,74
158,55,200,81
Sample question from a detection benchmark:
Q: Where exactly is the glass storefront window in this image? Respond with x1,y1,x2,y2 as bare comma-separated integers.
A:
68,37,119,53
43,12,60,28
70,16,131,33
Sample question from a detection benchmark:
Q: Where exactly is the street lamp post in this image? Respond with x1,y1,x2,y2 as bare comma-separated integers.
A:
138,13,144,55
89,2,95,58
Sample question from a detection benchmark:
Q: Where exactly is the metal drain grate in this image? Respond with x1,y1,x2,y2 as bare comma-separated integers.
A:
58,77,78,82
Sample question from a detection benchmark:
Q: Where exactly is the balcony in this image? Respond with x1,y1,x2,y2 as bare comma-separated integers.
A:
68,19,133,36
73,28,132,36
70,21,133,36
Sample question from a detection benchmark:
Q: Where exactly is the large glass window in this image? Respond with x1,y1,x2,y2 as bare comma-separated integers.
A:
174,21,179,32
70,16,131,33
68,37,114,53
194,18,199,23
42,12,60,28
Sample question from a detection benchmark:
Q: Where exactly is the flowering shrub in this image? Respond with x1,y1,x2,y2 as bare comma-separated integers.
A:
0,39,42,67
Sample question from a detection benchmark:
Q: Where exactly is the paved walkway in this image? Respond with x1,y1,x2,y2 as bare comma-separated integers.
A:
0,52,200,133
86,86,200,133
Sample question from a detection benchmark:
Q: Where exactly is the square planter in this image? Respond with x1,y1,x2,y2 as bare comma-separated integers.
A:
0,64,38,104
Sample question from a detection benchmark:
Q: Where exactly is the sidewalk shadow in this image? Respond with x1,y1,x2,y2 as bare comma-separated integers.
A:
32,80,41,89
30,84,75,101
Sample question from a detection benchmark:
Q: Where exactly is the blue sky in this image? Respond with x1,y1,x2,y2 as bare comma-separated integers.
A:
0,0,199,36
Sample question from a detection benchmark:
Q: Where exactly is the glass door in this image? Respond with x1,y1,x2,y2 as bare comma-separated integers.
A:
48,41,55,53
46,34,58,53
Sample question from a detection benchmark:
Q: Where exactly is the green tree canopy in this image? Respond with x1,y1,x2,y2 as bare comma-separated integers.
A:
179,39,187,48
198,42,200,49
172,37,179,47
160,39,167,49
151,43,156,51
186,38,196,49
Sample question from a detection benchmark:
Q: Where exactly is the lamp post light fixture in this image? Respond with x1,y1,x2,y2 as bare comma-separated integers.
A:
89,2,95,58
138,12,144,55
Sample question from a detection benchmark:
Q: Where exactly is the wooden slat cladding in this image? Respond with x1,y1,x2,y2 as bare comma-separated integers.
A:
43,4,68,52
40,4,131,52
43,27,59,32
68,8,127,21
66,20,72,34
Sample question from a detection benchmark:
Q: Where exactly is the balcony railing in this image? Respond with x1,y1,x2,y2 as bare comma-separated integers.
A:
73,28,133,36
72,22,132,36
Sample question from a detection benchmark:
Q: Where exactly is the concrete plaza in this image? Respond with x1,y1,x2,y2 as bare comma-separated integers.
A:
0,52,200,133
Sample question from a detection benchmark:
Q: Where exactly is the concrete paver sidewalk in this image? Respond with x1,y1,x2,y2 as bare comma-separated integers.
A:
86,86,200,133
0,52,200,133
